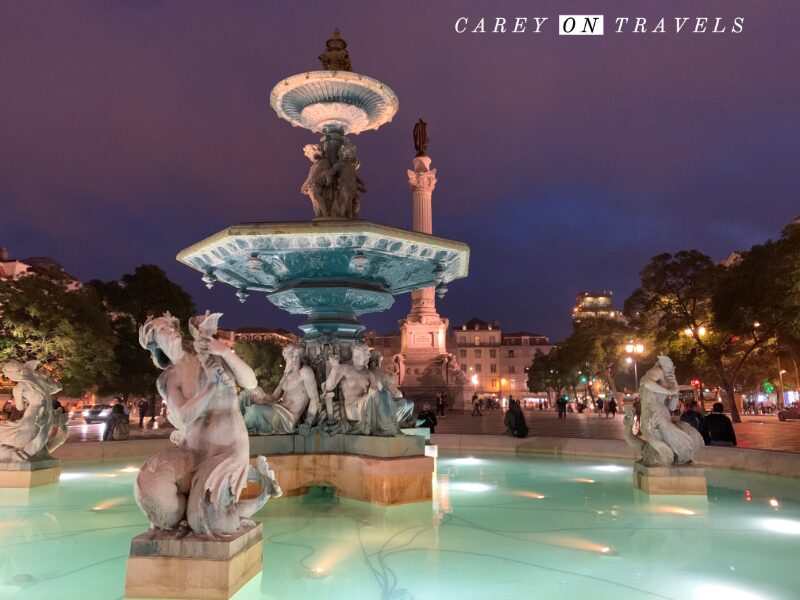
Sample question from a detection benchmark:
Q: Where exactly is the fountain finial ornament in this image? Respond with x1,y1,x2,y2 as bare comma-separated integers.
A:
319,28,352,71
413,118,429,157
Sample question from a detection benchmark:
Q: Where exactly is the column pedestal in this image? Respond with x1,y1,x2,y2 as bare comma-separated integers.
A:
124,522,263,600
0,458,60,488
632,462,707,496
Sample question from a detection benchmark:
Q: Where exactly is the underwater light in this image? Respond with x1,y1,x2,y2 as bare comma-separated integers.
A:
759,518,800,535
768,498,780,508
452,457,483,466
693,584,766,600
450,482,492,493
593,465,627,473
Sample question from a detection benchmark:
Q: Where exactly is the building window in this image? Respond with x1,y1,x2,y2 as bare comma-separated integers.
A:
509,365,516,374
508,350,515,358
522,337,530,345
474,336,481,346
458,336,466,345
475,364,482,373
461,364,467,372
474,349,482,358
459,349,467,358
491,378,497,387
490,364,497,373
489,349,496,358
489,336,497,345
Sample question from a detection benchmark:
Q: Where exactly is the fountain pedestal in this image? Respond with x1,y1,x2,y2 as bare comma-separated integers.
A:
633,461,707,496
0,458,60,488
125,523,263,600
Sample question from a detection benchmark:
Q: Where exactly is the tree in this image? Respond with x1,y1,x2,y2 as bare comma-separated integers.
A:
563,319,633,396
527,346,579,400
233,338,286,391
89,264,195,397
625,247,794,423
0,274,117,396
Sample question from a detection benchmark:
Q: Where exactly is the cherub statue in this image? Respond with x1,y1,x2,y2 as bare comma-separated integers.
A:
369,350,414,426
0,360,67,462
243,344,321,435
328,138,366,219
623,355,703,466
301,143,332,217
136,311,282,538
392,353,406,387
321,343,400,436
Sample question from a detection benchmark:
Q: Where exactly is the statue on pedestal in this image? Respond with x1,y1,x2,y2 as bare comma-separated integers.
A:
392,353,406,387
243,344,321,435
301,143,332,217
136,312,281,538
369,350,414,425
413,118,429,157
321,343,400,436
318,28,352,72
623,356,703,466
0,360,67,462
301,138,366,219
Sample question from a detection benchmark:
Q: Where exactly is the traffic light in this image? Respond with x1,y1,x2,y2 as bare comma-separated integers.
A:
580,376,587,383
691,378,700,388
763,380,775,393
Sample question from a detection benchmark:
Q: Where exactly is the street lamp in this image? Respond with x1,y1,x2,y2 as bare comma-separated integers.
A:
471,373,479,394
500,377,508,406
625,342,645,390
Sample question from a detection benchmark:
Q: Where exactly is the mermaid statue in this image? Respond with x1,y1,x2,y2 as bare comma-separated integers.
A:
0,360,68,463
135,311,282,538
623,355,703,466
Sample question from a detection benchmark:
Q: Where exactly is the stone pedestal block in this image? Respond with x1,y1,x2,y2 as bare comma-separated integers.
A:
633,462,707,496
0,458,60,488
124,522,263,600
263,453,433,505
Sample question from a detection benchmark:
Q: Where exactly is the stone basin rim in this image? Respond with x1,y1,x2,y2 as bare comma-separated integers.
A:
176,219,471,264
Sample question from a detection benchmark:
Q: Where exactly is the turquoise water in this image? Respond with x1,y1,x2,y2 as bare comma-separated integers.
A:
1,453,799,600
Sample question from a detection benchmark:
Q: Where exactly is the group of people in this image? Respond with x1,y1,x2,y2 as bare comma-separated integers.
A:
680,400,737,446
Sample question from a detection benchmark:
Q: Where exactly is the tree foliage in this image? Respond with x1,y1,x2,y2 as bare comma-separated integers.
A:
89,264,195,397
0,275,117,396
233,338,286,391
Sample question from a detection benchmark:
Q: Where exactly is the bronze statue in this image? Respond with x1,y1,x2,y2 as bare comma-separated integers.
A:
413,118,428,156
318,29,352,71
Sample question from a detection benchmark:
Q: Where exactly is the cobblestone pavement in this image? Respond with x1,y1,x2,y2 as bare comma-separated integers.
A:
66,411,800,453
435,409,800,453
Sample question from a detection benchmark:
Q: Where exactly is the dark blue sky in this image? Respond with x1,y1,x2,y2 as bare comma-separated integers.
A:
2,1,798,341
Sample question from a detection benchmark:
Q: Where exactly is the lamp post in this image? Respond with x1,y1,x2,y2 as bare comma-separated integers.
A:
625,342,644,391
471,373,479,395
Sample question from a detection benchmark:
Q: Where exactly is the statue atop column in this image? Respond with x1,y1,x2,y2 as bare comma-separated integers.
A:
413,118,429,156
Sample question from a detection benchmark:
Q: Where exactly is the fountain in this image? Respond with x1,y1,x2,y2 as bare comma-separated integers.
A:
177,29,469,458
124,30,471,599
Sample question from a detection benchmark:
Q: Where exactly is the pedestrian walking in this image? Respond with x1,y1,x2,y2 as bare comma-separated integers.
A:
436,393,446,417
471,393,482,417
137,398,149,428
608,397,617,419
557,395,568,419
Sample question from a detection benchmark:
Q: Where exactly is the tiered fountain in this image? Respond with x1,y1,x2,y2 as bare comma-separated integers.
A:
177,29,469,500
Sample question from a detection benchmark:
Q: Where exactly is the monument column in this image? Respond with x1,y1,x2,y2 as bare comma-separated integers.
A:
407,147,439,319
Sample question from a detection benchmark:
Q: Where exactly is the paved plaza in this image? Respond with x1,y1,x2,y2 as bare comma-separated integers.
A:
66,409,800,453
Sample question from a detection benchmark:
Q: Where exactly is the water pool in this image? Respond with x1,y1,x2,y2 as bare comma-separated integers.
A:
1,453,799,600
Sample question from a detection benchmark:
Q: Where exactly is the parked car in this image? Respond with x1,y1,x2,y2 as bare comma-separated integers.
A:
778,405,800,421
81,404,112,424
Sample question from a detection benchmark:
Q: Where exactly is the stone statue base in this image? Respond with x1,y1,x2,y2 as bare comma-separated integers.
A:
249,433,424,458
242,454,433,505
124,522,263,600
0,458,60,488
633,461,707,496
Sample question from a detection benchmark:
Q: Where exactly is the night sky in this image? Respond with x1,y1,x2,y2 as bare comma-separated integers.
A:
2,1,798,342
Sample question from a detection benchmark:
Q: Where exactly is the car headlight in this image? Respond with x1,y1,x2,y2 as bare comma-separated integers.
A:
82,410,89,416
99,409,111,417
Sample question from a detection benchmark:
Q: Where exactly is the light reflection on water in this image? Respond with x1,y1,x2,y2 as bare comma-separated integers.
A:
0,454,798,600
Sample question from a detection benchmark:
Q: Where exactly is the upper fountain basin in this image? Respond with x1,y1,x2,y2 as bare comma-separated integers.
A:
177,220,469,304
270,71,399,135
